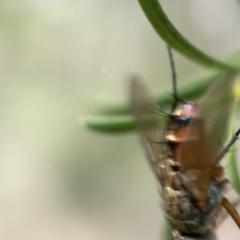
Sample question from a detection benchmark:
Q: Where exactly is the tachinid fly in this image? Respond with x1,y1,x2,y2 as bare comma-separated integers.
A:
130,47,240,240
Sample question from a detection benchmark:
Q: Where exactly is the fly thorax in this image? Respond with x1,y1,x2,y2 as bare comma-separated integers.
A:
174,102,201,118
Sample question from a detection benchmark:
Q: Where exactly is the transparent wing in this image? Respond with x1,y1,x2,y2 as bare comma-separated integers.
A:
200,73,235,160
130,76,167,184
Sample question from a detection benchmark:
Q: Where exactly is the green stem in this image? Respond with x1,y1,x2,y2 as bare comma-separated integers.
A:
163,222,172,240
81,115,135,133
227,147,240,195
91,72,216,115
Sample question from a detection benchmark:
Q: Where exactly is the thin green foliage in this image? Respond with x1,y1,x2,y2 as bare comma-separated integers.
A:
138,0,239,72
227,148,240,195
81,115,135,133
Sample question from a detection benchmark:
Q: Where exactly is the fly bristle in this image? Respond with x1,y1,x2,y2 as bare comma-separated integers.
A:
151,104,174,118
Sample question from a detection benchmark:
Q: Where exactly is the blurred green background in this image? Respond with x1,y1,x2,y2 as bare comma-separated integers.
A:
1,0,240,239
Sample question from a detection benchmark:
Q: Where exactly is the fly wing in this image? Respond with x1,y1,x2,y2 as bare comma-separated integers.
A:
130,76,167,185
200,73,235,160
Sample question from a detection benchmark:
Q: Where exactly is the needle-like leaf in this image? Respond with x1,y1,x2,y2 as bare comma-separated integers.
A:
138,0,239,72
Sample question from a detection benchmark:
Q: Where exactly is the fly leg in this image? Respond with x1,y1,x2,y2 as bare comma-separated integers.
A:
166,46,187,112
221,197,240,228
210,205,223,230
211,199,240,230
215,128,240,164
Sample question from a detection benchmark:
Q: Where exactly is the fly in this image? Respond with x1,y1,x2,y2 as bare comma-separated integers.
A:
130,46,240,239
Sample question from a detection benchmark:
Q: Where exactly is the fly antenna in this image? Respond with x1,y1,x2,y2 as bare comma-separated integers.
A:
167,46,178,111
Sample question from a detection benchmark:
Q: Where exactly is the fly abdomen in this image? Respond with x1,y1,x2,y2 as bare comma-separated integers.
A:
163,179,222,235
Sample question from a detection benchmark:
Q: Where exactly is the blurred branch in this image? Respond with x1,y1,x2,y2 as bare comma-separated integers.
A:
227,146,240,195
81,115,135,133
226,78,240,195
90,72,214,115
137,0,239,72
163,222,172,240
